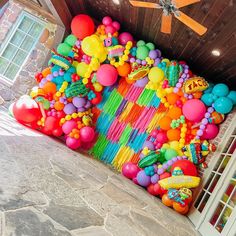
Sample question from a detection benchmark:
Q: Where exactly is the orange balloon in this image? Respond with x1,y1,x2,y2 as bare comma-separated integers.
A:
117,62,131,77
193,91,203,99
177,90,184,97
159,116,172,130
42,67,51,78
166,93,179,105
191,128,198,135
173,202,189,215
167,129,181,141
125,77,134,84
43,82,57,94
162,194,174,207
54,101,65,111
167,107,182,119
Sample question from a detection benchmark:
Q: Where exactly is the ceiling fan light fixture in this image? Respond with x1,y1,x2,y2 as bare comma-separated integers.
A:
112,0,120,5
211,49,221,57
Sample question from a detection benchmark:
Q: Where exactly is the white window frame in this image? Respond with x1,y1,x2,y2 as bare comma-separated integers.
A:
0,10,46,86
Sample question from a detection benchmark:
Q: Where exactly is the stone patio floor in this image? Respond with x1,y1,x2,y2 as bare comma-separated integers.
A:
0,108,199,236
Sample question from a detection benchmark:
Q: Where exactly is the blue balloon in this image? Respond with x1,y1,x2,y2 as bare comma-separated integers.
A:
214,97,233,114
227,91,236,105
201,93,214,106
212,83,229,97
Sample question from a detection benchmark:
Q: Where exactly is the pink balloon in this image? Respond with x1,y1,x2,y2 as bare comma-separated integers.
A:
62,120,77,134
112,21,120,31
122,162,140,179
202,124,219,140
105,25,116,34
182,99,206,122
97,64,118,86
66,137,81,149
156,132,168,144
80,126,95,142
118,32,133,45
102,16,112,26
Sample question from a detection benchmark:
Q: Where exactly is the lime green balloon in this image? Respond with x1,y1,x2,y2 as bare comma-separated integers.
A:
146,42,155,50
165,148,178,161
148,67,165,83
136,45,149,60
43,100,50,110
137,40,145,47
64,34,77,46
76,62,89,77
57,43,71,56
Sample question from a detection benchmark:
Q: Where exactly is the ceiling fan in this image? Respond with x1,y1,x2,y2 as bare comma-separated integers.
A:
129,0,207,35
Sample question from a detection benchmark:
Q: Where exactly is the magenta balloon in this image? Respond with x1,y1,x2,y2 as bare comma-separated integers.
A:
102,16,112,26
122,162,140,179
156,132,168,144
182,99,206,122
118,32,133,45
97,64,118,86
66,137,81,149
202,124,219,140
80,126,95,142
62,120,78,134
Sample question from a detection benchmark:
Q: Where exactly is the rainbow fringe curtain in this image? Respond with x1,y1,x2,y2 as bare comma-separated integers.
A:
89,79,167,171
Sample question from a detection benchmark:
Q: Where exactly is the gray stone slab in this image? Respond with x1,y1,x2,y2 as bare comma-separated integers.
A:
4,208,72,236
71,226,111,236
43,203,104,230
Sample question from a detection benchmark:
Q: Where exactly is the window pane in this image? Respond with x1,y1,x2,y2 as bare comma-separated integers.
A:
228,139,236,154
227,180,236,207
221,180,235,204
198,193,210,213
204,173,214,190
12,49,28,66
0,57,9,73
2,44,17,60
4,63,19,80
18,16,33,32
10,30,25,47
213,154,225,172
195,190,205,209
210,203,225,226
209,174,221,193
28,22,43,38
223,137,234,153
218,155,231,173
20,36,35,51
215,207,232,233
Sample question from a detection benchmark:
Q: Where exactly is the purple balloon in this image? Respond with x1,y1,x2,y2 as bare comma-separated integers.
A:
157,168,164,175
77,107,86,112
167,160,173,166
143,140,155,150
149,50,158,59
172,157,178,162
155,49,161,58
134,76,149,88
63,103,76,114
137,170,151,187
72,97,86,108
53,71,58,77
197,130,203,136
139,153,145,159
151,174,159,184
84,100,92,109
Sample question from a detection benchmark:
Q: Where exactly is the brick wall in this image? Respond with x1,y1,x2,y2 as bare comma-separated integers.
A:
0,0,64,108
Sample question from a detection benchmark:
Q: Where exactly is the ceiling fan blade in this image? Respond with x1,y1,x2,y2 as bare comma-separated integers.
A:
129,0,161,8
173,0,200,8
161,14,172,34
175,11,207,35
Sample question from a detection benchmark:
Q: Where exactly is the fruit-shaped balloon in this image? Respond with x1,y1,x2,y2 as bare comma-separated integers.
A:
165,61,182,87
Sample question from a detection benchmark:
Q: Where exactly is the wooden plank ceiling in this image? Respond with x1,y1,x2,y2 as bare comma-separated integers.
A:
63,0,236,89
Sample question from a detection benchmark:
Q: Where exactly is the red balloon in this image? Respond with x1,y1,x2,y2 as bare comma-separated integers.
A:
147,183,162,196
13,96,42,125
171,160,198,176
91,92,102,105
71,14,95,39
160,172,171,179
43,116,60,135
52,127,63,137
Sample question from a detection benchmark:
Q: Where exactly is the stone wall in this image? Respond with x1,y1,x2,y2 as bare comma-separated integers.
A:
0,0,64,107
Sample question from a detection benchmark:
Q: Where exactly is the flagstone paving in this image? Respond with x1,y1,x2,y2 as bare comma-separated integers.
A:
0,108,199,236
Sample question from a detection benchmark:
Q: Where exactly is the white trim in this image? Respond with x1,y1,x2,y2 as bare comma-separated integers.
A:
0,10,46,85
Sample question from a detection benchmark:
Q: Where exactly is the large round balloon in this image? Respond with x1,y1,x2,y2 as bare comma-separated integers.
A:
214,97,233,114
71,14,94,39
97,64,118,86
212,83,229,97
182,99,206,122
202,123,219,140
118,32,133,45
148,67,164,83
80,126,95,142
171,160,197,176
13,95,42,125
122,162,140,179
227,91,236,105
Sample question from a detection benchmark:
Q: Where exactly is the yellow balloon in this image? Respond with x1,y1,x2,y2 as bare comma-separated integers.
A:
169,141,180,150
148,67,165,83
82,35,102,57
162,143,170,149
93,82,103,92
162,58,170,66
76,62,89,77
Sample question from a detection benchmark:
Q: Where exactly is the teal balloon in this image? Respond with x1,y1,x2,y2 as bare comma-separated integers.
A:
137,40,145,47
201,93,214,106
214,97,233,114
136,45,149,60
146,42,155,50
212,83,229,97
164,148,178,161
64,72,72,82
204,83,214,94
64,34,77,46
57,43,71,56
227,91,236,105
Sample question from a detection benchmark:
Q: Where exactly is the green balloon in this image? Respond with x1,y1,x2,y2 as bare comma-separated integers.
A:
164,148,178,161
137,40,145,47
57,43,71,56
43,100,50,110
64,34,77,47
146,42,155,50
136,45,149,60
